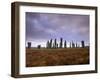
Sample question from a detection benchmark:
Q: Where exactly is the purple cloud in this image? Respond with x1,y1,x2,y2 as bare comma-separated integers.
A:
26,12,89,47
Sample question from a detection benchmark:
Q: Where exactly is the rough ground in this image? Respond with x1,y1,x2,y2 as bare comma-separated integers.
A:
26,48,89,67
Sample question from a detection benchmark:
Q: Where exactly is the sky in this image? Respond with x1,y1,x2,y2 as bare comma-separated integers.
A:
25,12,89,47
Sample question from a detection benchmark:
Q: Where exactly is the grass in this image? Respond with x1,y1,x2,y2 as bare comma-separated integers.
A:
26,47,89,67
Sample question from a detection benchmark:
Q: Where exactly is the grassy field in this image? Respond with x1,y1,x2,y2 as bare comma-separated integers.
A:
26,48,89,67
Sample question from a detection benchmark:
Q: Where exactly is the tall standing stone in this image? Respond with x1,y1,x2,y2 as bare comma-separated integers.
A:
60,38,63,48
72,41,75,48
64,40,67,48
50,39,52,48
76,42,77,48
81,40,85,48
70,42,71,48
54,39,57,48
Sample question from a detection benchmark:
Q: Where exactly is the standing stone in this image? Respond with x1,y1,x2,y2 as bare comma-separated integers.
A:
81,40,85,48
76,42,77,48
50,39,52,48
64,40,67,48
60,38,63,48
72,41,75,48
27,42,31,48
70,42,71,48
54,39,57,48
37,45,41,49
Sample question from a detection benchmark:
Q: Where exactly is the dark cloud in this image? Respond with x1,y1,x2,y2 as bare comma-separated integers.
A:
26,12,89,46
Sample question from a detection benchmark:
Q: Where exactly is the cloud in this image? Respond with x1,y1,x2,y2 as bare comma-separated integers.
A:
26,12,89,45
